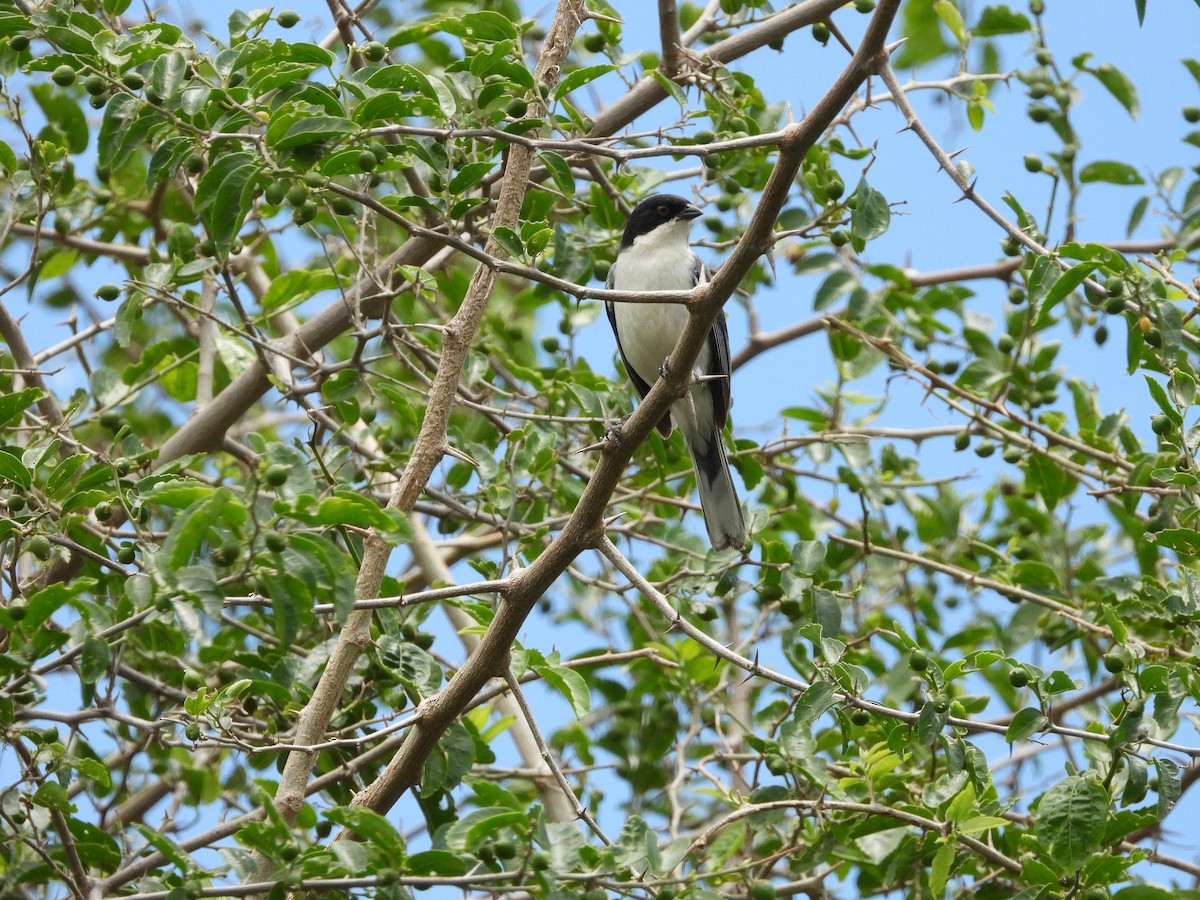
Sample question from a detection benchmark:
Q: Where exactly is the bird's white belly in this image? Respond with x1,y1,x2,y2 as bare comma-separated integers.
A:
613,300,698,381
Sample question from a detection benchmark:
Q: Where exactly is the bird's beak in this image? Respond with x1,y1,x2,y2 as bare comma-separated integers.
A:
679,204,702,221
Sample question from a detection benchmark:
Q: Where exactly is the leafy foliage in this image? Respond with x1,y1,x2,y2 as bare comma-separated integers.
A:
1,0,1200,898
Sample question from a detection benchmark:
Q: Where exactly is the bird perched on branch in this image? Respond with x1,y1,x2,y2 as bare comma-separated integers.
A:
605,193,746,552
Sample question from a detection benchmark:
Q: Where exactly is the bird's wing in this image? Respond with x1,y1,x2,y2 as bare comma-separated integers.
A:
694,257,732,429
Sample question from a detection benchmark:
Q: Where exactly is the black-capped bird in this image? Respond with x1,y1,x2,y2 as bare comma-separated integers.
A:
605,194,746,551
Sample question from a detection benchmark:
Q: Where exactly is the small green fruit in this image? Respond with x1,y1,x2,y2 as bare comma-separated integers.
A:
812,22,830,44
287,184,309,207
909,651,930,672
303,172,325,188
10,33,30,51
84,74,106,95
954,431,971,451
506,97,529,118
117,543,136,564
264,183,286,205
185,722,202,741
185,152,205,174
1023,154,1043,173
264,531,287,553
1184,106,1200,123
975,441,996,458
1008,668,1030,688
52,65,76,86
855,0,876,10
1102,652,1125,674
96,283,121,302
27,535,52,561
265,463,290,486
362,41,387,62
331,196,355,216
998,334,1015,354
358,149,378,172
277,9,300,27
1151,414,1172,436
122,71,144,90
750,880,777,900
582,32,606,53
850,709,871,725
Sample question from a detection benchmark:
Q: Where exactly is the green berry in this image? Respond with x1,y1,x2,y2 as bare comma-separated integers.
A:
303,172,325,188
286,185,308,207
264,183,286,205
998,334,1015,354
812,22,830,44
1151,414,1172,436
830,230,850,247
185,722,201,741
96,283,121,302
506,97,529,118
95,502,113,521
1008,668,1030,688
122,71,144,90
185,152,205,175
909,651,930,672
1023,154,1043,173
855,0,876,10
10,33,30,51
277,9,300,27
1035,47,1052,65
331,196,355,216
357,150,378,172
1008,286,1026,304
52,65,76,86
117,543,136,564
1102,652,1125,674
975,440,996,458
1184,106,1200,123
850,709,871,725
294,200,318,224
749,880,777,900
8,600,27,621
264,531,287,553
26,535,51,561
1094,324,1109,346
84,74,106,95
54,214,71,235
954,431,971,451
265,463,290,486
582,32,606,53
362,41,386,62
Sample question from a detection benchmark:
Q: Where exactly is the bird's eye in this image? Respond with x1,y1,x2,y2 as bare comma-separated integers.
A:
656,205,669,216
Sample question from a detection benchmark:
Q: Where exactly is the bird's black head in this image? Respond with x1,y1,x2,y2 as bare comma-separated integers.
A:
620,194,702,248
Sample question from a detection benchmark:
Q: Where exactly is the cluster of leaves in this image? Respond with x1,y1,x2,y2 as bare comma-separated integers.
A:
1,0,1200,899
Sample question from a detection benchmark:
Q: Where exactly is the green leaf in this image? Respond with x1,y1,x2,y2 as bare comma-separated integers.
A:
0,449,31,489
439,11,519,42
0,388,44,428
932,0,967,46
261,269,341,313
31,84,88,154
539,150,575,196
444,807,526,850
195,152,259,251
1007,707,1048,743
149,50,187,101
555,64,617,100
164,487,234,570
271,116,354,150
851,180,890,241
973,5,1031,36
1079,161,1144,185
323,807,406,858
1184,59,1200,90
536,663,590,717
404,850,468,876
793,681,837,726
1036,774,1108,871
929,841,955,896
1084,62,1140,118
491,225,525,259
1154,757,1181,819
448,160,497,194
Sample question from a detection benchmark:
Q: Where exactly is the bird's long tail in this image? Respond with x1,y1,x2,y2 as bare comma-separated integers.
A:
681,422,746,552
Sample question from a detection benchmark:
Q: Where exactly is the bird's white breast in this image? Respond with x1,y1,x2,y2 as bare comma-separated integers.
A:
610,222,710,380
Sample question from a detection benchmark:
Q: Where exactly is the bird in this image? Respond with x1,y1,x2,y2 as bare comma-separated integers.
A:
605,193,746,552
